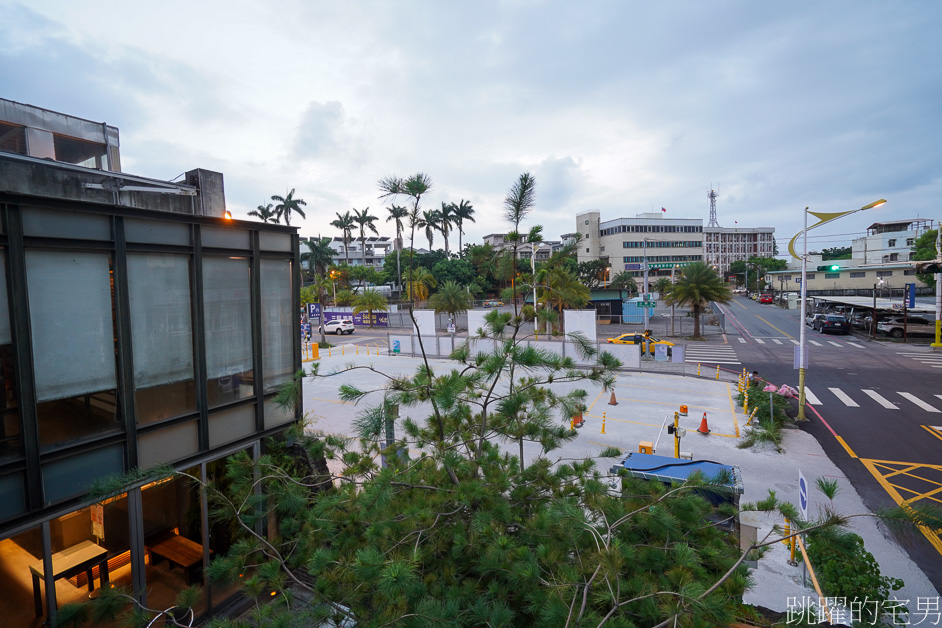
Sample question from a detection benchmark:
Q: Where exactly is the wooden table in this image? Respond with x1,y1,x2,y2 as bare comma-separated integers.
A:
29,540,109,617
147,534,207,585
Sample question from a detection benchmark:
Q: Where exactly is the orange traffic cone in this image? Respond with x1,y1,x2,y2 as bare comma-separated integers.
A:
608,391,618,406
697,412,710,435
572,413,584,428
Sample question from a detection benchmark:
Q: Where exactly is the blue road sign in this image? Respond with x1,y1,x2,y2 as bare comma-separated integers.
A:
624,263,642,271
308,303,321,319
798,470,808,520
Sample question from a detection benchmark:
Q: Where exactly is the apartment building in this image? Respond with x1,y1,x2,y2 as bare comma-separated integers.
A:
851,219,930,265
704,226,776,275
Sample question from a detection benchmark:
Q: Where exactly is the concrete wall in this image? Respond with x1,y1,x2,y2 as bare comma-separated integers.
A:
466,310,488,336
600,343,641,369
412,310,436,338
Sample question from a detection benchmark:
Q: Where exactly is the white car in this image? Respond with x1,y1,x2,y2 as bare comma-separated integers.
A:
321,319,355,335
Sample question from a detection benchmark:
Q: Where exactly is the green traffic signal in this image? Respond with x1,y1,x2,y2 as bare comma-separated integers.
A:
815,264,841,272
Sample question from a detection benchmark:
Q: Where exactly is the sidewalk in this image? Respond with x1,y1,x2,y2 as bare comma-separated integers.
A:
302,352,939,613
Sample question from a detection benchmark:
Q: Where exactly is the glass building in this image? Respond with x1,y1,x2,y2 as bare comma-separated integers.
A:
0,100,300,626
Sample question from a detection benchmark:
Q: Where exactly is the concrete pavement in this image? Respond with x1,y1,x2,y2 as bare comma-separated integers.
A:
302,350,938,614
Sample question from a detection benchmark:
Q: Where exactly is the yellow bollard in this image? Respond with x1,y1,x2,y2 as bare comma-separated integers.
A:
744,391,750,414
746,407,758,426
716,365,720,380
697,363,701,376
356,345,359,355
601,412,607,434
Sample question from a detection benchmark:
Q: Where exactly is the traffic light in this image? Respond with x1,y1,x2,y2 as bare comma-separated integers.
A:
816,264,841,272
915,261,942,274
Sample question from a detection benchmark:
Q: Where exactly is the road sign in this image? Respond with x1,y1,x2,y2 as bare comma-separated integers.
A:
798,469,809,520
638,301,656,308
307,303,321,319
624,263,643,271
392,340,400,354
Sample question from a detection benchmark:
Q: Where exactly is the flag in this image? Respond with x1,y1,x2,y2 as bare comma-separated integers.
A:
661,207,667,213
735,220,738,224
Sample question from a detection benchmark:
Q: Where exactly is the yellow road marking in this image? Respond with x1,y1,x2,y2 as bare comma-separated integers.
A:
834,436,858,459
755,315,795,339
879,463,925,481
859,458,942,556
733,299,749,310
921,425,942,443
586,440,623,452
726,382,740,438
585,390,606,413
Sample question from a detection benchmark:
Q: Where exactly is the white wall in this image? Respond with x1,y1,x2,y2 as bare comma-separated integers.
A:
412,309,436,337
564,310,597,364
601,343,640,369
466,310,489,336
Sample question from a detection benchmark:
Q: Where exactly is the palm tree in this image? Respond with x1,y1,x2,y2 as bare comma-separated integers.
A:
271,188,307,226
438,202,457,256
504,172,536,313
385,205,409,292
416,209,441,252
248,202,279,223
404,266,437,305
302,237,335,280
352,287,389,329
330,211,356,264
378,173,433,310
609,271,638,294
352,207,380,270
428,280,472,320
654,276,672,299
542,266,590,332
453,199,475,255
663,262,732,339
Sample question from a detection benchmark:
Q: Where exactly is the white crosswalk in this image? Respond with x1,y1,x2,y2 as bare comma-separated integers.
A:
804,386,941,413
684,344,740,365
738,337,747,343
772,339,783,345
897,351,942,369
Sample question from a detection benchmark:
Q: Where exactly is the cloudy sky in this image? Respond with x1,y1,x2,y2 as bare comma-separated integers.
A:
3,1,940,256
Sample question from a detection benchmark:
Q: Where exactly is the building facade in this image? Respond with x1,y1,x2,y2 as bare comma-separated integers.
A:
704,226,776,275
576,211,704,281
765,264,920,296
851,219,930,265
0,101,300,626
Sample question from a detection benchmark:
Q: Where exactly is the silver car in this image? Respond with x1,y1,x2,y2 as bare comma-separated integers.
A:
877,315,934,338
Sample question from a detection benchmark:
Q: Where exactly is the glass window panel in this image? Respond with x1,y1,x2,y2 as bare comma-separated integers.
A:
128,254,196,424
0,253,19,461
125,219,190,245
208,404,255,449
22,207,111,240
263,397,295,430
203,257,253,407
138,422,199,469
0,524,44,625
43,444,124,505
259,232,292,252
261,259,294,392
201,226,249,250
27,251,116,402
0,472,25,521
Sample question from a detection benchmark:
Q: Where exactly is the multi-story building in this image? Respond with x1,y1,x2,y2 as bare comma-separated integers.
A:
0,99,299,626
704,226,776,275
851,219,930,265
481,233,561,262
302,235,392,269
576,211,704,282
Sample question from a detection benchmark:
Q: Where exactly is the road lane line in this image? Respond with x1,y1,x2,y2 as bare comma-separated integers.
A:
738,337,747,343
755,315,795,339
828,387,859,407
898,392,941,413
808,340,823,346
790,339,799,345
920,426,942,444
804,387,822,405
936,395,942,403
755,338,765,344
862,390,898,409
805,403,857,459
772,339,783,344
847,342,865,348
827,341,843,347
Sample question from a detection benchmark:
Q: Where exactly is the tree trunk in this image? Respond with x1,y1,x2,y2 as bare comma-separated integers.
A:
693,304,702,338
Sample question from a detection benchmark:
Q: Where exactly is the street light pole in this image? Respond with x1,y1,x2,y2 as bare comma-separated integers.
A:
532,240,538,338
790,199,887,421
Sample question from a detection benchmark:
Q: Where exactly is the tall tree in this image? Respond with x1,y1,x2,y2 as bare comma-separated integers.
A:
378,173,433,311
385,204,410,292
330,211,356,264
247,202,279,223
609,270,638,294
438,202,457,256
352,207,379,269
416,209,441,252
302,237,335,280
352,287,388,329
452,199,475,255
664,262,733,339
404,266,437,305
271,188,307,226
503,172,536,313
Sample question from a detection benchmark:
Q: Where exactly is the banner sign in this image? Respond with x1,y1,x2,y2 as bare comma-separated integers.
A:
323,310,389,327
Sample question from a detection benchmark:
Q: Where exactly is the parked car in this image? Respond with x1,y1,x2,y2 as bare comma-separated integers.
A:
320,319,355,335
877,315,935,338
814,314,851,335
606,332,674,355
483,300,503,308
806,313,826,328
759,293,773,304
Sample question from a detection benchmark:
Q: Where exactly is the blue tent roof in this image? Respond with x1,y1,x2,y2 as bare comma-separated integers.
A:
610,453,743,494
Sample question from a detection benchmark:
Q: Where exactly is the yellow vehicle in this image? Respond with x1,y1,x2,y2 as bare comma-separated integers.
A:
606,332,674,355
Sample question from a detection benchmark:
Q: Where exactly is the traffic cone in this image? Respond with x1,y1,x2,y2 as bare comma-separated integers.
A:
697,412,710,435
572,413,584,429
608,391,618,406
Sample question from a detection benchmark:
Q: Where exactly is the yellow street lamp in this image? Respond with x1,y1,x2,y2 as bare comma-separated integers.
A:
791,199,886,420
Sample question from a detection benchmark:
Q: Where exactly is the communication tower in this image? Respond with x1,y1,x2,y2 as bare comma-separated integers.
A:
707,188,720,228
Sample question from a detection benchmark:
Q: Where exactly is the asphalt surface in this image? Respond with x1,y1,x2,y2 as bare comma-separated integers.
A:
714,295,942,591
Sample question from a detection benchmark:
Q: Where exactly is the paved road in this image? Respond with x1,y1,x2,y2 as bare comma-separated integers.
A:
714,295,942,591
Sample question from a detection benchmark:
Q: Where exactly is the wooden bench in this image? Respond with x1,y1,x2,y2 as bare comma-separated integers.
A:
146,533,209,585
29,540,109,617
